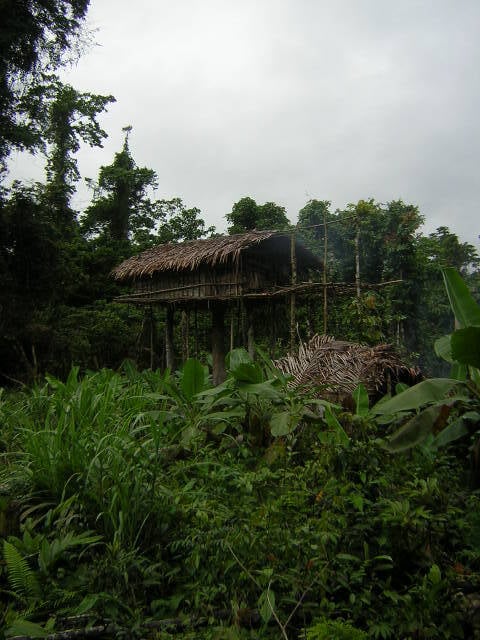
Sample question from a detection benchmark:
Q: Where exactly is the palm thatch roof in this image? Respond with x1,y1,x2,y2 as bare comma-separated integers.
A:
112,231,320,281
274,334,421,402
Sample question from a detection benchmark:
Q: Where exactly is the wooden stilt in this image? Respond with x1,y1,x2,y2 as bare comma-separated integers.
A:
194,306,198,358
269,301,276,357
165,305,175,370
149,305,155,369
211,303,226,385
181,310,189,362
247,322,255,360
241,299,247,347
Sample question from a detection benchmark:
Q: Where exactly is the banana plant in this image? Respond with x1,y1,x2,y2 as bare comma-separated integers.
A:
434,267,480,385
374,268,480,453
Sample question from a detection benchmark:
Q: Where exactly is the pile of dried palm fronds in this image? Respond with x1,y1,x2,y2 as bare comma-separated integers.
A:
274,334,421,403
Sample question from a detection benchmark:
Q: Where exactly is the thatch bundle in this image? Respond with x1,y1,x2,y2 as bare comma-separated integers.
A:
274,334,421,403
112,231,320,281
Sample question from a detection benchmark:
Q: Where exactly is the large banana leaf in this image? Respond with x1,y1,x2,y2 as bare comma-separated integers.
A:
384,405,445,453
372,378,460,415
442,267,480,328
180,358,208,401
353,383,369,416
451,327,480,369
228,348,264,383
434,334,454,363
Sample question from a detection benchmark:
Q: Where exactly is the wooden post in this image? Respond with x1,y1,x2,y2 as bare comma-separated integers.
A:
149,305,155,369
247,323,255,360
269,302,276,357
290,232,297,352
194,306,198,358
181,310,189,361
241,299,247,346
211,303,226,385
165,305,175,370
323,210,328,333
230,308,234,353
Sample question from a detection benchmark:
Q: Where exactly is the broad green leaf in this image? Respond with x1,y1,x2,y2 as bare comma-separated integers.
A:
180,359,206,400
228,348,265,383
434,411,480,448
353,383,369,416
470,366,480,387
372,379,459,415
270,411,300,437
258,588,275,624
228,347,252,369
324,406,349,446
434,335,454,363
238,381,280,399
76,593,101,615
231,362,264,384
384,405,444,453
350,493,364,512
442,267,480,328
428,564,441,585
395,383,409,394
450,362,468,381
451,327,480,369
5,620,49,638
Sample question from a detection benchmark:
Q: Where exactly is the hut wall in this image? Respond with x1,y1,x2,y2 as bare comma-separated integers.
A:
130,247,295,302
133,264,245,300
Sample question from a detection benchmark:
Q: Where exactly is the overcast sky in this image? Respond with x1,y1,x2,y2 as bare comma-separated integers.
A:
9,0,480,245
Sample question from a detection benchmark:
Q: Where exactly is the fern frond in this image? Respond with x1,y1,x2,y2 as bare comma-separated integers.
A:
3,540,41,602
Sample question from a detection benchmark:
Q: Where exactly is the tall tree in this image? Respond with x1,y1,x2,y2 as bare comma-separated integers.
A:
156,198,215,244
0,0,91,169
42,80,114,227
82,127,160,245
226,196,290,234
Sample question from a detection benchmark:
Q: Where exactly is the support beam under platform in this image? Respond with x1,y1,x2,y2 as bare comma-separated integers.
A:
211,303,226,386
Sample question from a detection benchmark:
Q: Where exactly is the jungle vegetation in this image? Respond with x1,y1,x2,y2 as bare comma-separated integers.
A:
1,2,480,638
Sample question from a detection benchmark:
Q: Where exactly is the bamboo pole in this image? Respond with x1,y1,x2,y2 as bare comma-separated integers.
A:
323,210,328,333
290,231,297,351
355,222,361,298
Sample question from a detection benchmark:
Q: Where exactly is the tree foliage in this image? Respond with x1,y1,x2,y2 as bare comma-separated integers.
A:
82,127,159,244
0,0,91,166
226,196,290,233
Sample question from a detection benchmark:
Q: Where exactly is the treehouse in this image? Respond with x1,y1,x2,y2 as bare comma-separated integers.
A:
112,231,322,383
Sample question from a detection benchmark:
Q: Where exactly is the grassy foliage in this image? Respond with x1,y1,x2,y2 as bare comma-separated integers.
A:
1,357,480,638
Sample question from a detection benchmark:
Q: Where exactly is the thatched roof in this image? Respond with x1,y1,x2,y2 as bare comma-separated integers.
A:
112,231,320,281
274,334,421,402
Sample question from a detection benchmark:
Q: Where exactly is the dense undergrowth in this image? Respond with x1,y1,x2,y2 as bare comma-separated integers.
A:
1,348,480,639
